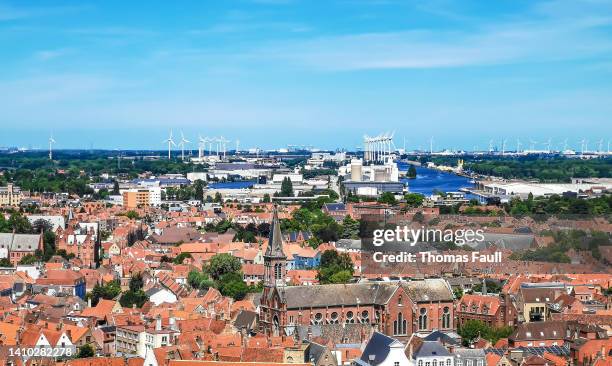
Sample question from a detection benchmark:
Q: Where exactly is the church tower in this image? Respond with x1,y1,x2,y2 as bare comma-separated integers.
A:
260,205,288,336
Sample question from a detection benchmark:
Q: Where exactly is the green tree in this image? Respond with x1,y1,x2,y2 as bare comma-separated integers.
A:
19,254,37,265
206,253,242,281
112,180,120,195
378,192,397,205
262,193,271,203
453,287,464,300
119,289,148,308
0,258,12,267
77,344,95,358
89,281,121,306
194,179,204,201
187,270,215,290
125,210,139,220
129,273,144,292
458,320,490,346
407,165,417,179
404,193,424,207
281,177,294,197
318,250,354,284
219,272,249,300
341,215,360,239
173,252,192,264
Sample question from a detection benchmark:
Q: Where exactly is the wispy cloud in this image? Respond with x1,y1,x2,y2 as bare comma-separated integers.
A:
0,2,86,21
34,48,71,61
240,3,612,71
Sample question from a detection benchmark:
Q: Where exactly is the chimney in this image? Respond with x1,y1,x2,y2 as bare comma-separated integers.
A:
155,315,162,331
88,297,92,308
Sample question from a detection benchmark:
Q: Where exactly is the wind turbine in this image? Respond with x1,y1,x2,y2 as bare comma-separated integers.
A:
218,136,230,159
429,136,434,155
529,139,538,151
163,130,176,159
235,139,240,154
178,131,190,161
501,139,507,156
542,138,552,154
597,138,604,153
48,134,56,160
488,139,494,154
198,135,206,158
516,138,522,153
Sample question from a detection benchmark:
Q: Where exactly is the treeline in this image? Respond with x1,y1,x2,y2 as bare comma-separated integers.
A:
0,153,208,194
505,193,612,216
464,157,611,182
510,229,610,263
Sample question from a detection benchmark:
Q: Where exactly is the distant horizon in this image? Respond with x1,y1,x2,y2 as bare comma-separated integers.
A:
2,0,612,148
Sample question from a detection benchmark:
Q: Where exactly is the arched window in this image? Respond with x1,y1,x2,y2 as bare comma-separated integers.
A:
312,312,323,325
418,361,423,366
419,308,428,330
442,307,451,329
346,311,354,324
433,360,438,366
482,305,489,314
446,359,452,366
472,305,478,313
329,312,339,324
393,312,407,335
360,310,369,323
398,295,403,306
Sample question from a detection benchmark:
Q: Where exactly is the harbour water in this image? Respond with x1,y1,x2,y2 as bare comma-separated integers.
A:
398,163,475,197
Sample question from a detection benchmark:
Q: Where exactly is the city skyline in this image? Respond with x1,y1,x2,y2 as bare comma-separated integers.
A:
2,0,612,149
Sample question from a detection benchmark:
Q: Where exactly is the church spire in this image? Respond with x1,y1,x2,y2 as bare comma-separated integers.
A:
265,205,286,259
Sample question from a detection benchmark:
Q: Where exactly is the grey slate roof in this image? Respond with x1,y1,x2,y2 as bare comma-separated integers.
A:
414,341,452,359
471,233,535,251
401,279,454,302
453,348,486,359
283,283,397,308
265,206,286,259
423,330,461,345
234,310,257,331
283,278,453,309
359,332,401,366
0,233,41,252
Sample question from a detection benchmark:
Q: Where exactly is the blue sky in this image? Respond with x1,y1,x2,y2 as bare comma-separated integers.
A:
1,0,612,151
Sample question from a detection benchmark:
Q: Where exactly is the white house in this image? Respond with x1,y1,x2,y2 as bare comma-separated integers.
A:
412,341,454,366
356,332,411,366
145,286,177,306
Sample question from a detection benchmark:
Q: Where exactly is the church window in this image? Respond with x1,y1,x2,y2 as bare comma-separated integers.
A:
393,312,407,335
442,307,451,328
447,360,451,366
346,311,354,324
313,312,323,325
418,361,423,366
329,312,339,324
361,310,369,323
419,308,428,330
